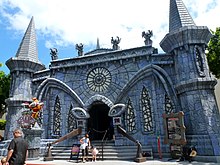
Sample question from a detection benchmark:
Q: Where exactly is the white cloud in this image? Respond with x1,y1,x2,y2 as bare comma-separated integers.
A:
0,0,219,53
194,1,220,31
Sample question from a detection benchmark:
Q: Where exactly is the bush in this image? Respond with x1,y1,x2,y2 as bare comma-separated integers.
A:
0,119,6,130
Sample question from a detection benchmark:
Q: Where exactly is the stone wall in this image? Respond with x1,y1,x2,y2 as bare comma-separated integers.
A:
215,79,220,111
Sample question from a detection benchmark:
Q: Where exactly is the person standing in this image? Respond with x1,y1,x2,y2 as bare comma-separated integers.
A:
80,134,90,163
91,146,99,162
5,128,28,165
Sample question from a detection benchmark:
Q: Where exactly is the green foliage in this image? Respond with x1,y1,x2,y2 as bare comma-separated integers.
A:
0,119,6,130
207,27,220,78
0,65,10,116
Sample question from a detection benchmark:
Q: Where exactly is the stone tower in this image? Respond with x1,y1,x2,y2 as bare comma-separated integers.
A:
160,0,220,161
5,17,45,139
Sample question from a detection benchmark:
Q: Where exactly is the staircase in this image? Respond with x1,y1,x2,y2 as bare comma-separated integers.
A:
0,140,11,157
41,140,153,161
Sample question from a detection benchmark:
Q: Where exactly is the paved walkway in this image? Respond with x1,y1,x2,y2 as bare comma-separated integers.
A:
25,158,218,165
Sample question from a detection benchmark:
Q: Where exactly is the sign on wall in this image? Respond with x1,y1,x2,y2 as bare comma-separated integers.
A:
163,111,186,145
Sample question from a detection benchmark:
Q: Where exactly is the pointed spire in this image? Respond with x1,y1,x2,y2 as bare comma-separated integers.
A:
15,16,39,62
96,38,100,49
169,0,196,32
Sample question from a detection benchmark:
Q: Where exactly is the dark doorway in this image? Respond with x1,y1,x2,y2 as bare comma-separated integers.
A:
88,102,114,141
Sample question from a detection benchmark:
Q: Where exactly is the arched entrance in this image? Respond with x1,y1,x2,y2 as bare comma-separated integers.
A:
88,101,114,140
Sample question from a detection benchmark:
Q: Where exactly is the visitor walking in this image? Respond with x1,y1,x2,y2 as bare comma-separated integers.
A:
80,133,90,163
5,128,28,165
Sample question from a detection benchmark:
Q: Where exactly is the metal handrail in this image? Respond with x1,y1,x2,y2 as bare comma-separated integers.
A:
44,127,82,161
91,128,109,161
101,129,108,161
117,125,145,162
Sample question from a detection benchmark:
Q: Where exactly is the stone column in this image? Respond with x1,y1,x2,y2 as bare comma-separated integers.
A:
4,99,26,140
23,128,43,160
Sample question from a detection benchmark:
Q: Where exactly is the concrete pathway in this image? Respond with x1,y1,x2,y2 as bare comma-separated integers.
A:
25,158,219,165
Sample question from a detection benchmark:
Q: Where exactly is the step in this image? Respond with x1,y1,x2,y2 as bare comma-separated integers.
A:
0,140,11,157
42,144,153,161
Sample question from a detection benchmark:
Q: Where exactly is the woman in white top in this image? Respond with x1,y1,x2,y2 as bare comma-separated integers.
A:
80,134,90,162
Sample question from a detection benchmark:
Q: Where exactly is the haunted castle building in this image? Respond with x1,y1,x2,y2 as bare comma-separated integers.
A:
4,0,220,162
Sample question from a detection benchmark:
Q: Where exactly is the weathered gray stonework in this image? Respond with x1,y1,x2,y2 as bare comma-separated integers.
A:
4,0,220,162
23,129,43,159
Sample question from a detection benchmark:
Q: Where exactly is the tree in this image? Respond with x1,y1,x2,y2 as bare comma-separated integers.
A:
207,27,220,78
0,64,10,117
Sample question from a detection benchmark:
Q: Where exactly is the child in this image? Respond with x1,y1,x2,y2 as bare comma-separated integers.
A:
1,157,7,165
91,146,99,162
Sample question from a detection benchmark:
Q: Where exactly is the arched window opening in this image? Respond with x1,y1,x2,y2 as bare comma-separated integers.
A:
68,104,77,133
165,94,174,114
53,96,61,136
195,47,204,72
126,98,136,132
141,87,153,132
194,45,205,77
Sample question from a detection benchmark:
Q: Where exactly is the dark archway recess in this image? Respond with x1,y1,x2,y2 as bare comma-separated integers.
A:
88,102,114,141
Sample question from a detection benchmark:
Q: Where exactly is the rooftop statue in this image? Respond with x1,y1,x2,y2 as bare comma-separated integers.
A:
50,48,58,60
142,30,153,46
75,43,84,56
111,36,121,50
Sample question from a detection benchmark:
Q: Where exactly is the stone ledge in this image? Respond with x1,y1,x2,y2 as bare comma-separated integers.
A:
160,26,212,53
175,78,217,94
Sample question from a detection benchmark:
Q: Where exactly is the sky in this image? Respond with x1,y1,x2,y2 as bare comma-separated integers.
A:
0,0,220,74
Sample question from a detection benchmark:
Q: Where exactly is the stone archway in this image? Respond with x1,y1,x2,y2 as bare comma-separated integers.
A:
87,101,114,141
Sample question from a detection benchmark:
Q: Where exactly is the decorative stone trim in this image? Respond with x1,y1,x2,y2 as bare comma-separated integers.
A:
49,47,154,70
115,64,178,107
175,78,217,94
84,94,114,109
160,26,212,53
6,58,45,73
109,103,126,117
72,107,90,119
35,78,84,107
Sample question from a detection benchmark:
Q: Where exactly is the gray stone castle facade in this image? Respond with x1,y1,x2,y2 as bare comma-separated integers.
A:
4,0,220,161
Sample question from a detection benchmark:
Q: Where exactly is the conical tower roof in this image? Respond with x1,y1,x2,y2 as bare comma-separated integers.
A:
96,38,100,49
6,16,45,73
15,16,39,62
169,0,195,32
160,0,212,53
